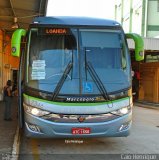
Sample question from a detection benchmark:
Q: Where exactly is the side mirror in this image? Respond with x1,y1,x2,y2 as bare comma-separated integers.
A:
11,29,27,57
126,33,144,61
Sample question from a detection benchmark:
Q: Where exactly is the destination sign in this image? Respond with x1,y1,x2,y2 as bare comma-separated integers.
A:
39,28,71,35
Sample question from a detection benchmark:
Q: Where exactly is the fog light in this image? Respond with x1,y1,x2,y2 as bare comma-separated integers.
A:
119,121,131,132
119,107,128,115
27,123,40,133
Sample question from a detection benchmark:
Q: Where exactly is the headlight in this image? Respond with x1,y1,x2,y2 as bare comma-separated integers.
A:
120,107,129,114
23,103,50,117
31,108,40,115
111,106,131,116
109,91,128,100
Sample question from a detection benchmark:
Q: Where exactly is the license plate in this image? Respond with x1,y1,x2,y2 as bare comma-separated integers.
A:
72,128,91,135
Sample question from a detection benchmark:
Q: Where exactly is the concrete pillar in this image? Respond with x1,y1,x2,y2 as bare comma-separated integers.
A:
129,0,133,32
115,5,117,20
121,0,124,25
142,0,148,37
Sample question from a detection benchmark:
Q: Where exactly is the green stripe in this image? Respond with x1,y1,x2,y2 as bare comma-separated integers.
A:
147,25,159,31
23,94,129,106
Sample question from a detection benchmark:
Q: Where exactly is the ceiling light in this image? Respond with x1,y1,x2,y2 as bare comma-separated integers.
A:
11,17,19,29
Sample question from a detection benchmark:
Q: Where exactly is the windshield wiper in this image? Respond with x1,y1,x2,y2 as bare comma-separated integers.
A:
52,61,73,100
86,61,110,101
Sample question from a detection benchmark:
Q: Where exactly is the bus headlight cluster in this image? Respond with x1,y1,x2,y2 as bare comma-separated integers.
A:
24,103,50,117
110,106,131,116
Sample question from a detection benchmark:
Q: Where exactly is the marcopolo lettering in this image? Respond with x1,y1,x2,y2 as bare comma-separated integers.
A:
66,97,95,102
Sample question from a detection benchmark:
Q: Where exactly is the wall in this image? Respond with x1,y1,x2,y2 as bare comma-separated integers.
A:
147,0,159,37
115,0,143,34
115,1,122,24
115,0,159,37
131,0,142,34
0,30,3,100
0,30,20,100
122,0,130,33
139,62,159,103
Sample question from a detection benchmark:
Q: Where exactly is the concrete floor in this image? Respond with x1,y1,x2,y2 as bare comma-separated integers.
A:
0,98,18,154
19,106,159,160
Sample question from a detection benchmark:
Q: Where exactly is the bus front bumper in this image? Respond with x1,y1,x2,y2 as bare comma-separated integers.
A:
24,112,132,138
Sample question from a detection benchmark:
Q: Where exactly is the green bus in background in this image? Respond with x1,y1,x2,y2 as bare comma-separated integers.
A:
11,16,144,138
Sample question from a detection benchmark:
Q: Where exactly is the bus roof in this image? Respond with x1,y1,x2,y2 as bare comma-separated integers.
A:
31,16,121,28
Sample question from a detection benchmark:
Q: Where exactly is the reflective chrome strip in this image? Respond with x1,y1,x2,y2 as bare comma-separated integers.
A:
41,113,120,123
23,94,131,114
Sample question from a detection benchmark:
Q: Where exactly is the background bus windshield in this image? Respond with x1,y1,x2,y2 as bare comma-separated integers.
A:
27,28,131,95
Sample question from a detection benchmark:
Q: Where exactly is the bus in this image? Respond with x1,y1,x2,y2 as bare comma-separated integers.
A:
11,16,144,138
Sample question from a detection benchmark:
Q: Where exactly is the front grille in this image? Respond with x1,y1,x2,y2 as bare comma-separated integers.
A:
41,113,120,123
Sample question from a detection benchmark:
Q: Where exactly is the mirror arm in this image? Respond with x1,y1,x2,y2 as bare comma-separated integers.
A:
126,33,144,61
11,29,27,57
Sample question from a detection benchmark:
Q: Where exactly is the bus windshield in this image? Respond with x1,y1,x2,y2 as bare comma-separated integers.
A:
27,28,131,96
